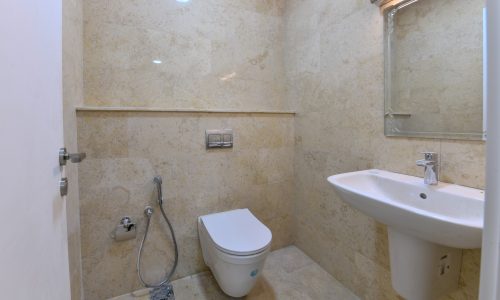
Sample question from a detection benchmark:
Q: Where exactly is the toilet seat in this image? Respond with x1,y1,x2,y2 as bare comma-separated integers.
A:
199,209,272,256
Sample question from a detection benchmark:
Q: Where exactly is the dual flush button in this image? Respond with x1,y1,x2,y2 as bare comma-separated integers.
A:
206,129,233,149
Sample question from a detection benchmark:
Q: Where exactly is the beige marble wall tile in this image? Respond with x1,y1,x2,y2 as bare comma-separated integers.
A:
286,1,485,299
63,0,84,299
78,1,485,300
83,0,287,110
77,112,295,300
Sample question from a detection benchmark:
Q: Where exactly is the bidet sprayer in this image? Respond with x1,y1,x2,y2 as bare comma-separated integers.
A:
153,176,163,205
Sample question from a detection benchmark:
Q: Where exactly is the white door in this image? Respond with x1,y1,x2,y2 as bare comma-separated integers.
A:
0,1,71,299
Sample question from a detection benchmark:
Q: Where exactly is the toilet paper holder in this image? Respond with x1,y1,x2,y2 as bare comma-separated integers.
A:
111,216,137,241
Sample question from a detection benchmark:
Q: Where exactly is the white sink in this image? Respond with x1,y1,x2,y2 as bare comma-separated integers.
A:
327,169,484,249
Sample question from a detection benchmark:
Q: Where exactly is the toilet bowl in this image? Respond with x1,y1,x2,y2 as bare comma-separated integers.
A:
198,208,272,297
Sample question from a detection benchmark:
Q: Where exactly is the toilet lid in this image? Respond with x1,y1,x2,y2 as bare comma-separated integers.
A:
200,209,272,256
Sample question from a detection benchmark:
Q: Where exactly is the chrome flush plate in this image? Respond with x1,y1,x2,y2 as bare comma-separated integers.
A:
206,129,233,149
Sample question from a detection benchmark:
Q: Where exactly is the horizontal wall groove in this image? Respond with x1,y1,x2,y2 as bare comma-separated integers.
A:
76,106,296,115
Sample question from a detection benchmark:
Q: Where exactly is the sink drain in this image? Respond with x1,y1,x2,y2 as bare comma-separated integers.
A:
420,193,427,199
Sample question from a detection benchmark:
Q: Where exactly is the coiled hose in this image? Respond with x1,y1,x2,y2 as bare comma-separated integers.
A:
137,176,178,288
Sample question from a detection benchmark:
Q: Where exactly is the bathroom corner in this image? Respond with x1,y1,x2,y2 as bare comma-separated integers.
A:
286,0,485,299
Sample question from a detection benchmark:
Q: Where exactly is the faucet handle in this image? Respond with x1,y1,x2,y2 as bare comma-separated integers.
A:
421,152,438,161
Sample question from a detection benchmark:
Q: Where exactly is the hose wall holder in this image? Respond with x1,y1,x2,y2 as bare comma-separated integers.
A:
111,216,137,241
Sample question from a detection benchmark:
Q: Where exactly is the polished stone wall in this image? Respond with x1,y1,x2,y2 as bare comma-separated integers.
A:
286,1,484,299
83,0,287,110
77,111,294,299
78,0,485,299
79,1,291,299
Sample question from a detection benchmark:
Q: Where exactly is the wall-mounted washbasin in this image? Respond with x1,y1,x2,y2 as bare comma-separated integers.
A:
327,169,485,300
327,169,484,249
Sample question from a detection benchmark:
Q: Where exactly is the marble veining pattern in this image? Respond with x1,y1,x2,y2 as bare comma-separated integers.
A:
286,1,484,299
83,0,287,111
77,1,485,300
77,111,295,300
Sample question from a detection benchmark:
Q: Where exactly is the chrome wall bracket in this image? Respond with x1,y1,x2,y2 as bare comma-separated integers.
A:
111,216,137,241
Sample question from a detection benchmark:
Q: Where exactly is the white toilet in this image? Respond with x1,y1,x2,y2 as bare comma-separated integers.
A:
198,208,272,297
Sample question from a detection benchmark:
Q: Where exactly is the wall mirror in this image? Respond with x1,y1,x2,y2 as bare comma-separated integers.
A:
384,0,485,140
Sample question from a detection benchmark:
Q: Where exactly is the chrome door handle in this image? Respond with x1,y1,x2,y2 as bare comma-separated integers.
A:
59,147,86,166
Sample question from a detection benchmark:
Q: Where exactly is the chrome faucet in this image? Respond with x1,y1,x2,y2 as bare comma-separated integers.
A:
416,152,439,185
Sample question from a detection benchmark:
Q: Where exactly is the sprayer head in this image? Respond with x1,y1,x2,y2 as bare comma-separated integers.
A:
153,175,164,205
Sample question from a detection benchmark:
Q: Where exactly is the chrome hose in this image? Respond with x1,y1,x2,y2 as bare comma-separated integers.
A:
137,177,179,288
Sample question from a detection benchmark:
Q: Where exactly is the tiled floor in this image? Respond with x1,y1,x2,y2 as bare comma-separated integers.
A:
110,246,359,300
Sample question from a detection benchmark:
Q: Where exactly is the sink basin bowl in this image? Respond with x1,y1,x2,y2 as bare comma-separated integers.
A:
327,169,484,249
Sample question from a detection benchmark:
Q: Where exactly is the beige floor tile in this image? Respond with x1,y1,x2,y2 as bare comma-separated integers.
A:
109,246,359,300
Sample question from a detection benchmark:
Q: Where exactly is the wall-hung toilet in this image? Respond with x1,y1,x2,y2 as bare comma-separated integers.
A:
198,208,272,297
